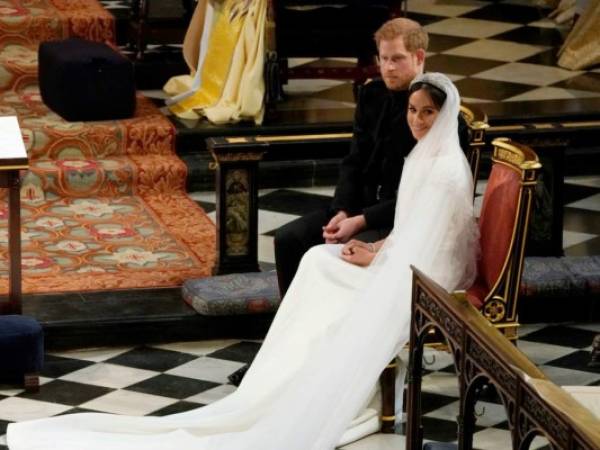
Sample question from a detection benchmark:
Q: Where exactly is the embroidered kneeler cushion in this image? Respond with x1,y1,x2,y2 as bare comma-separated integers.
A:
182,271,280,316
38,38,136,121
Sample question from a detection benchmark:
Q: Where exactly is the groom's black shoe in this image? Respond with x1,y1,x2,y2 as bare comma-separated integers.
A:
228,364,249,386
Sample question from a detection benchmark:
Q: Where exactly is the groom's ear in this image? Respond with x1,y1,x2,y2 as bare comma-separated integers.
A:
414,48,426,67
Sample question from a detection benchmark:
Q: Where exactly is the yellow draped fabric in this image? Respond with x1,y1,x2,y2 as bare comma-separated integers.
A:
165,0,266,124
558,0,600,70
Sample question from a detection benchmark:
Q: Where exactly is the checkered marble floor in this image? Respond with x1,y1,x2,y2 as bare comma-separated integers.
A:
102,0,600,104
1,324,598,450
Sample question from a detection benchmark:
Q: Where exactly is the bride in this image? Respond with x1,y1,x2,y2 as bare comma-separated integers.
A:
7,73,478,450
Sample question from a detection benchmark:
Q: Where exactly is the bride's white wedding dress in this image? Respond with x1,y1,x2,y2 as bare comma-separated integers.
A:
7,73,478,450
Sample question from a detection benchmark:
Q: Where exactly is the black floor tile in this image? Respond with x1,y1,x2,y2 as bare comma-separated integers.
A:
405,12,447,26
106,346,197,372
425,54,504,76
562,184,600,205
461,3,547,24
421,416,478,442
420,392,458,415
41,355,95,378
492,420,510,430
207,341,262,364
195,200,215,214
520,325,597,348
427,34,474,53
565,236,600,257
126,374,219,399
545,350,600,373
563,207,600,233
18,380,111,406
552,72,600,93
519,48,560,66
0,419,9,435
258,189,331,216
454,77,532,101
150,400,204,416
493,26,565,47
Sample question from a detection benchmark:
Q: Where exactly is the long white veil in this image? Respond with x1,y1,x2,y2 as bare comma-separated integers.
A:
7,73,478,450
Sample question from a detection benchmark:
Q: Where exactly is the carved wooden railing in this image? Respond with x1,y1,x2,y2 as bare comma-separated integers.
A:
405,266,600,450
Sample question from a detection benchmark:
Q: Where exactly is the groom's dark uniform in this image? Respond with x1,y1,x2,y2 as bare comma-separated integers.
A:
274,78,468,295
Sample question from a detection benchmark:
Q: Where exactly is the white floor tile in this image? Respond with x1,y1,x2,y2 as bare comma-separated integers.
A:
407,0,486,17
207,210,216,224
445,39,548,62
258,210,298,234
60,363,158,389
425,18,520,39
471,427,514,450
530,435,553,449
474,62,581,87
258,234,275,264
420,348,456,372
517,340,579,365
421,372,460,398
565,176,600,188
166,357,246,384
188,191,216,203
538,365,600,386
151,339,242,356
563,230,598,248
527,18,559,28
186,384,237,405
81,390,175,415
285,79,348,95
570,323,600,333
0,397,71,422
505,86,600,101
566,192,600,212
0,385,23,396
426,399,508,427
288,186,336,197
48,346,133,363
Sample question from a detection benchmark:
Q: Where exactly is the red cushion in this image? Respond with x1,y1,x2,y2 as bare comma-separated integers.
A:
466,163,520,309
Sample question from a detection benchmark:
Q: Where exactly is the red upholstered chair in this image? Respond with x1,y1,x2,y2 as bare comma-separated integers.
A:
465,138,541,342
379,138,542,433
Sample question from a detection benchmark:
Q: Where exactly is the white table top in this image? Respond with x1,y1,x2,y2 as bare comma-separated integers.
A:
0,116,28,168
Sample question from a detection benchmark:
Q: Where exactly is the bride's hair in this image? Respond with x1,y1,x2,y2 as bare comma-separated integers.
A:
407,80,447,109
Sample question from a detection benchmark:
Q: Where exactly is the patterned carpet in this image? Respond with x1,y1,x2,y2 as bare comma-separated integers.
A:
0,0,215,295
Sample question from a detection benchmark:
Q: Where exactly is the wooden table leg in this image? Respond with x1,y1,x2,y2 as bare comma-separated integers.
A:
8,171,22,314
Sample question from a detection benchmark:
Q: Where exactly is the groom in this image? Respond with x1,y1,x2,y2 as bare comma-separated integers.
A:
275,18,467,296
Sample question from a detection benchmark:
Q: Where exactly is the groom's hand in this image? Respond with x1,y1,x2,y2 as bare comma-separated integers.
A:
322,211,348,243
323,214,366,243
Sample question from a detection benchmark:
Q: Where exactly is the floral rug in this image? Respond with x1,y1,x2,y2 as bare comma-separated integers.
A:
0,0,114,93
0,89,215,295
